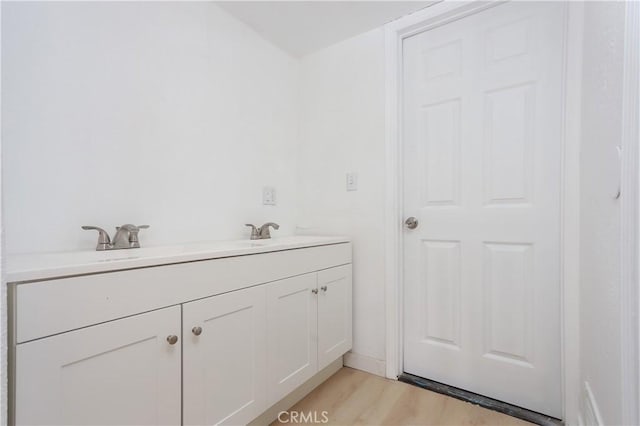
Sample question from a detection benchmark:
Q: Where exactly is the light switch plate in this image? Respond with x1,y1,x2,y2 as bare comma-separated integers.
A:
263,186,276,205
346,173,358,191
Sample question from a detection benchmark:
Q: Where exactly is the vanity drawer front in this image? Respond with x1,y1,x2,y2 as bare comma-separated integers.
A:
14,242,351,343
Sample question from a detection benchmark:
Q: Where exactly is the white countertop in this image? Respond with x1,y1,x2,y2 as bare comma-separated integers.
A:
6,235,350,283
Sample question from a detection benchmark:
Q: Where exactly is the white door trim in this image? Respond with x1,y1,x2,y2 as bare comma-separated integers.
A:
384,2,583,422
620,1,640,424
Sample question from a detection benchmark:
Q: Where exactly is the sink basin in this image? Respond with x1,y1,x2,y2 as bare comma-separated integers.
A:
17,245,191,267
235,240,273,247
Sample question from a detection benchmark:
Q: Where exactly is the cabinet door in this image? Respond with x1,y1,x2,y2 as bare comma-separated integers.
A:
183,286,267,426
15,306,181,426
266,273,318,405
317,265,353,370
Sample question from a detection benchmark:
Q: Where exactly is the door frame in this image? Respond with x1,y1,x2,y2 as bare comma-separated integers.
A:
383,1,584,422
620,1,640,424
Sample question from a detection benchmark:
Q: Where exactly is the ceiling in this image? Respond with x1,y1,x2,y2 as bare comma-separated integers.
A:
216,1,433,57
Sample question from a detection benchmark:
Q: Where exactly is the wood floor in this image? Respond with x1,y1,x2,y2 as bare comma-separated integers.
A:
271,368,532,426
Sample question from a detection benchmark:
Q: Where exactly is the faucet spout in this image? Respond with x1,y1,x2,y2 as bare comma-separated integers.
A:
113,224,150,249
259,222,279,239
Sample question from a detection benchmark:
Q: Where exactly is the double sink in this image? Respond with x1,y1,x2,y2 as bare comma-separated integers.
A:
6,235,349,282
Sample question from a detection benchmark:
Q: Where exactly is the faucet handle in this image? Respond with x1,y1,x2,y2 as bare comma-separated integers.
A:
245,224,260,240
126,225,149,235
115,224,149,231
82,226,112,251
126,224,150,248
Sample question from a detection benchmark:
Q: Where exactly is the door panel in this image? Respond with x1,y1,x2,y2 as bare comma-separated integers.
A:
421,99,461,207
266,273,318,405
318,265,352,370
183,286,267,426
16,306,181,425
483,242,534,366
402,2,564,417
421,240,461,349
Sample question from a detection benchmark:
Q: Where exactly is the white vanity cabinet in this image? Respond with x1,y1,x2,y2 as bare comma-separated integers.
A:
267,273,319,405
9,238,352,426
266,265,353,405
182,285,268,426
317,265,353,370
15,306,182,426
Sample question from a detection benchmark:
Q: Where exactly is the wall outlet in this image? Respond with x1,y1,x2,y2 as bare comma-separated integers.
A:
263,186,276,205
346,173,358,191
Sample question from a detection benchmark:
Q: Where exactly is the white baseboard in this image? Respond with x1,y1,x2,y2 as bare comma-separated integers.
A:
343,351,386,377
579,381,603,426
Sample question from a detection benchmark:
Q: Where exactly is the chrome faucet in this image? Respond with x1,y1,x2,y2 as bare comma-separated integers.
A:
82,224,150,251
245,222,279,240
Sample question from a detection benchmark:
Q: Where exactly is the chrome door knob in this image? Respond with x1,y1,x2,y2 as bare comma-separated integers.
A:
405,217,419,229
166,335,179,345
311,288,318,294
192,326,203,336
320,286,328,292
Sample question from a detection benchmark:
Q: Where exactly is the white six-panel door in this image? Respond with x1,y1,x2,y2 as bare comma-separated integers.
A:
402,2,564,417
16,306,181,425
182,285,267,426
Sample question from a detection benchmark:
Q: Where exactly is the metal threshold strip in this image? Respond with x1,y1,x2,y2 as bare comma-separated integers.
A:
398,373,563,426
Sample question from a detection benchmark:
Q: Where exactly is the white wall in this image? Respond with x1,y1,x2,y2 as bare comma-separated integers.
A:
579,2,627,424
2,0,390,381
2,2,299,254
0,3,5,423
297,29,387,371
